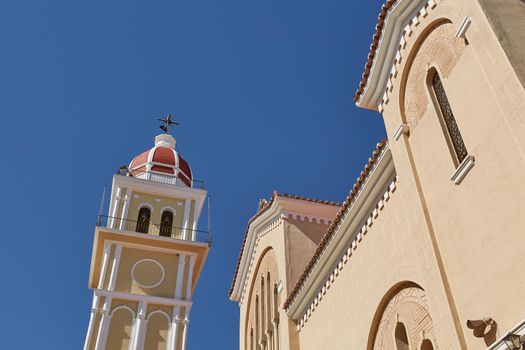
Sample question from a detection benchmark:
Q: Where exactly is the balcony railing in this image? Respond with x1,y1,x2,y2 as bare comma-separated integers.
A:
96,215,212,244
117,170,206,190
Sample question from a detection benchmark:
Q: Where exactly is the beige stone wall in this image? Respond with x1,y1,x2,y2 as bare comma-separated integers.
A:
296,178,459,350
126,191,186,233
116,247,179,298
239,220,300,350
376,0,525,348
283,218,327,294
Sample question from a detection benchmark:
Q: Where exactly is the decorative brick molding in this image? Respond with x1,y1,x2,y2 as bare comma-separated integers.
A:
373,287,439,350
378,0,439,114
296,178,398,331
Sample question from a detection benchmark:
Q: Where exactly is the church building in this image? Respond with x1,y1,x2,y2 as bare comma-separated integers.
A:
83,132,210,350
229,0,525,349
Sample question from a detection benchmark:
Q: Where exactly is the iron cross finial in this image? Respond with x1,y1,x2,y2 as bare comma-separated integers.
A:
157,113,179,133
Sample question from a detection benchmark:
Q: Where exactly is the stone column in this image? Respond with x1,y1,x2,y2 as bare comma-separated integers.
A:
131,301,147,350
108,187,122,229
83,294,99,350
97,242,112,290
180,318,190,350
182,200,191,240
175,254,186,299
185,255,195,300
167,306,181,350
108,245,122,291
118,189,132,230
94,297,112,350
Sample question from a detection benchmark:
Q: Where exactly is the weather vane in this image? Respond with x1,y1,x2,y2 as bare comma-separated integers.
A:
157,113,179,133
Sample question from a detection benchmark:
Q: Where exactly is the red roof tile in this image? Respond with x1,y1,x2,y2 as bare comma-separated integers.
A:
283,140,388,310
228,192,340,297
354,0,398,103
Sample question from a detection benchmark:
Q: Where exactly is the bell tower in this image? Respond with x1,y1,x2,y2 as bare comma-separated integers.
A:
83,132,211,350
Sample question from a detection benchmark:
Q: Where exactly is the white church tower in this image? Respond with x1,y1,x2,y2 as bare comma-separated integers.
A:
83,130,210,350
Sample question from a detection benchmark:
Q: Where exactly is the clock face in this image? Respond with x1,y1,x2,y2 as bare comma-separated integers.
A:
131,259,165,289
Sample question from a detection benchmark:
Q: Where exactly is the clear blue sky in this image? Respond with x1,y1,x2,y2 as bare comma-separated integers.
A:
0,1,386,348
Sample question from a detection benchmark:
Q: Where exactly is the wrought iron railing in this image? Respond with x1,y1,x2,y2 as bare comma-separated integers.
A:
117,170,206,190
96,215,212,244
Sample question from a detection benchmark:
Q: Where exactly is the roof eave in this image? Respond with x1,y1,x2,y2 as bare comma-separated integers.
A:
355,0,430,111
286,147,395,320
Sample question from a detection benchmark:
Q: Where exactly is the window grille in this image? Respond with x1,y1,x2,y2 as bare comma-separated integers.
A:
432,73,468,164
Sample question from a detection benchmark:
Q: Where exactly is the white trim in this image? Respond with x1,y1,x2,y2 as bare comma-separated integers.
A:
451,154,475,185
132,301,147,350
108,245,122,291
131,258,166,289
93,290,193,308
167,307,181,350
394,124,410,141
137,202,154,212
146,309,171,322
109,187,122,229
175,255,186,299
455,16,472,38
103,238,198,258
357,0,431,110
183,200,191,240
98,242,112,289
185,255,196,300
110,305,136,318
94,297,112,350
230,196,340,303
161,206,176,215
287,147,395,320
119,189,132,230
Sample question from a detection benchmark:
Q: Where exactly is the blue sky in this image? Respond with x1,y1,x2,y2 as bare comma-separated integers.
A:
0,0,385,348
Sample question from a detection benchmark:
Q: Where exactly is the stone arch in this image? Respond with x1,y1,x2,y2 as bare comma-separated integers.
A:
244,247,279,350
399,18,466,130
368,282,439,350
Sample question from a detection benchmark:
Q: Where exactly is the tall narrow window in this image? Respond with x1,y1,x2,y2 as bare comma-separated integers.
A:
136,207,151,233
160,211,173,237
395,322,410,350
431,71,468,165
421,339,434,350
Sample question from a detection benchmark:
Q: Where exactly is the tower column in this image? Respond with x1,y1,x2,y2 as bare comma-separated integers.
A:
108,187,122,229
185,255,195,300
175,254,186,298
108,245,122,291
182,200,191,240
97,242,112,290
83,294,99,350
167,306,181,350
130,301,147,350
180,317,190,350
118,189,132,231
94,297,112,350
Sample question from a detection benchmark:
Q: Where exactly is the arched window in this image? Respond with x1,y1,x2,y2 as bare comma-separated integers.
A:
429,70,468,166
395,322,410,350
159,210,173,237
421,339,434,350
136,207,151,233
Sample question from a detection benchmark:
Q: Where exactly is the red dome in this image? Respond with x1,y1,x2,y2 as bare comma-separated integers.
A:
128,134,193,187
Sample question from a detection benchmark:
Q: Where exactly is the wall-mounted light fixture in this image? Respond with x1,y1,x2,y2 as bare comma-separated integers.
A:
503,333,524,350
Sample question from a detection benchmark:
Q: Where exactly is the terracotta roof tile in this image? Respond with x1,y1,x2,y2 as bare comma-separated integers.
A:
354,0,398,103
228,192,340,297
283,140,388,310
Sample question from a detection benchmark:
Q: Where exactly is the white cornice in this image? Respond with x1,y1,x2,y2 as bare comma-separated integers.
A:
357,0,430,110
230,197,339,303
286,147,396,320
111,174,207,220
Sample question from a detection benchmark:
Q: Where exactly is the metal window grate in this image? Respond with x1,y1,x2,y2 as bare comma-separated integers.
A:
432,73,468,164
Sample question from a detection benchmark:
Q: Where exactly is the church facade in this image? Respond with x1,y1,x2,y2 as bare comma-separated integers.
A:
229,1,525,349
